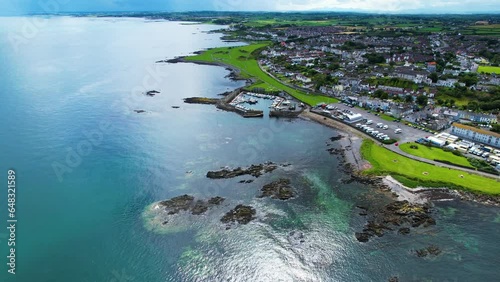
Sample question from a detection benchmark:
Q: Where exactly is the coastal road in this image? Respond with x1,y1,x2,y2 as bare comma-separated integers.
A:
301,109,499,180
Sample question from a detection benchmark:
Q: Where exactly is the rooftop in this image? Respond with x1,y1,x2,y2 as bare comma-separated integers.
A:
452,123,500,138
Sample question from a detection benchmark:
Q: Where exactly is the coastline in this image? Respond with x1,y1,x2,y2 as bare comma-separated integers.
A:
167,49,500,206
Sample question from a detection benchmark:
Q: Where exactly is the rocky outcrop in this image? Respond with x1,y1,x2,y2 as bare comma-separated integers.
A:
355,200,435,243
134,110,146,113
158,195,225,216
145,90,160,97
259,178,294,200
221,204,256,227
206,162,278,179
183,97,219,105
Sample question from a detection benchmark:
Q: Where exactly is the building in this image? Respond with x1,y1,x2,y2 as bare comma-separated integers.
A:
451,123,500,149
457,111,498,124
344,113,364,124
427,62,437,73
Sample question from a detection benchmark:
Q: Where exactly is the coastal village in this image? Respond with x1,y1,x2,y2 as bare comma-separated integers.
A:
161,13,500,202
220,19,500,173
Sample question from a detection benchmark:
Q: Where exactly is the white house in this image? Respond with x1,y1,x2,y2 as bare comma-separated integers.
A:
451,123,500,149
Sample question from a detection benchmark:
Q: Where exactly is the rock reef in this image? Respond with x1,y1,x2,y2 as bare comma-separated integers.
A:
355,200,435,243
414,245,442,258
206,162,278,179
183,97,219,105
259,178,294,200
158,195,225,216
145,90,160,97
221,204,256,227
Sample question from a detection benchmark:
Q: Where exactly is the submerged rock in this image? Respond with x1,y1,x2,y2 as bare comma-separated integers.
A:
221,204,256,226
329,135,344,142
415,245,442,258
398,227,410,235
288,230,306,245
134,110,146,113
207,162,278,179
259,178,294,200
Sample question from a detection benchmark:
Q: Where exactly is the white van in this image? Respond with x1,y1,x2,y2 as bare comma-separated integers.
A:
366,120,373,125
377,123,383,128
395,129,402,134
383,125,389,130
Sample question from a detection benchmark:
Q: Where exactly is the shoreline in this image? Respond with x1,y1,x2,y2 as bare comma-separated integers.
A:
168,50,500,206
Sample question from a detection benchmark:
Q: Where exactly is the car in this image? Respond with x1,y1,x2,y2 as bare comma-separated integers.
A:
356,123,362,128
395,129,402,134
384,137,391,141
377,123,383,128
383,125,389,130
366,120,373,125
395,143,399,146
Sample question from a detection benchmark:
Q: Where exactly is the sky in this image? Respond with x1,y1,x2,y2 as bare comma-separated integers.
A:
1,0,499,15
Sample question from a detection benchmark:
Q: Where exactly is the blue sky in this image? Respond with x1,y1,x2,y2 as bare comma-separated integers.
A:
1,0,499,15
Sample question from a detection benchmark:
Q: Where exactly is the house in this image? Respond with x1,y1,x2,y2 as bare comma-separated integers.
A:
296,74,312,83
451,123,500,149
457,111,498,124
427,62,437,73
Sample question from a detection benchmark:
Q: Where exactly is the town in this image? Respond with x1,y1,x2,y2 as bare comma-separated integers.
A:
171,12,500,175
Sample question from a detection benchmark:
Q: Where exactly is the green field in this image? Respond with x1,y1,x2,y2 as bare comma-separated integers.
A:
399,143,474,168
361,140,500,195
478,65,500,74
380,113,397,122
460,24,500,37
186,44,339,105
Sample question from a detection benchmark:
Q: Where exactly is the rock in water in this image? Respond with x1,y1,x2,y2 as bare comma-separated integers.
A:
158,195,225,216
221,205,256,226
259,178,294,200
355,200,435,242
206,162,278,179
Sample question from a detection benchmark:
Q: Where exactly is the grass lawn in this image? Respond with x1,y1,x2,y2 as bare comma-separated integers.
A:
185,44,339,106
380,113,397,122
478,65,500,74
435,94,471,106
399,143,474,168
361,140,500,195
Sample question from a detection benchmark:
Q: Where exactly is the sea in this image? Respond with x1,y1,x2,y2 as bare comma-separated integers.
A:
0,16,499,282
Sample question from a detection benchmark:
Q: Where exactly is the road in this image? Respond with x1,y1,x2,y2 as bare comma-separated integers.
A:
302,108,499,180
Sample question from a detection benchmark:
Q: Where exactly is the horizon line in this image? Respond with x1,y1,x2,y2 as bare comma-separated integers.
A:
2,10,500,17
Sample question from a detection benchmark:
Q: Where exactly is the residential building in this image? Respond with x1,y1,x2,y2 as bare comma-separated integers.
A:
451,123,500,148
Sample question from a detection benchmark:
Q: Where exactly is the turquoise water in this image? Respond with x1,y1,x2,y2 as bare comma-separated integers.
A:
0,17,499,282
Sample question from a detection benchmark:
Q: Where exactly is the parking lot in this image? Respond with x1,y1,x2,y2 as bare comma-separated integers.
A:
331,104,429,144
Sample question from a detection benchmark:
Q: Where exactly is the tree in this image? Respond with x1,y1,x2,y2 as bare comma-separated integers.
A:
467,101,480,111
428,72,439,83
416,95,428,106
405,95,413,103
492,124,500,133
363,53,385,64
374,89,387,98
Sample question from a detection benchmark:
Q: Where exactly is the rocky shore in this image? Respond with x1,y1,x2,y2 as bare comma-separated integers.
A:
206,162,279,179
355,200,436,243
